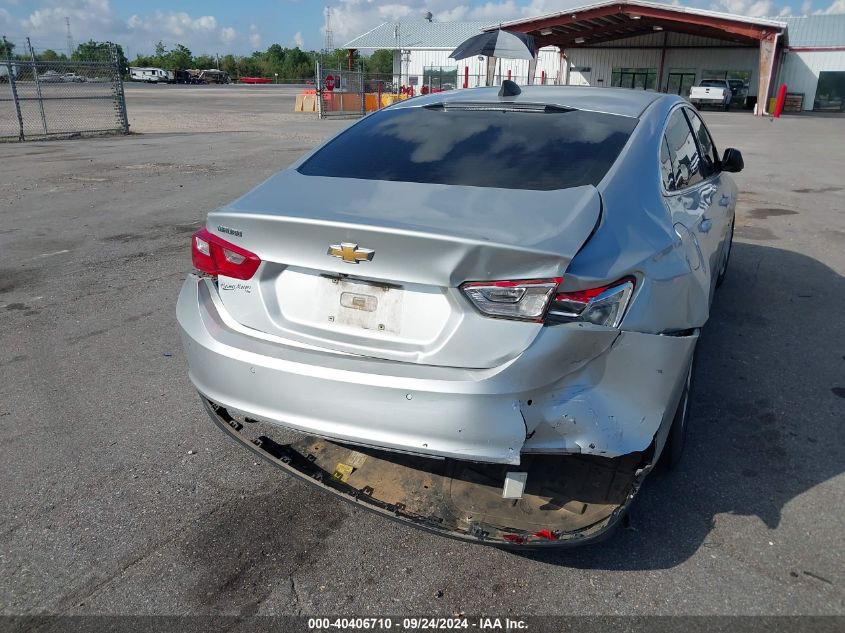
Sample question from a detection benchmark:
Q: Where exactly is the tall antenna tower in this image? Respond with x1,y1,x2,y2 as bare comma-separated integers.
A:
65,17,75,57
324,7,334,52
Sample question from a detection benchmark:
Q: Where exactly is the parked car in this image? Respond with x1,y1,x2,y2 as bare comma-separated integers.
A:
39,70,65,83
689,79,733,110
0,64,16,83
726,79,749,107
177,83,743,547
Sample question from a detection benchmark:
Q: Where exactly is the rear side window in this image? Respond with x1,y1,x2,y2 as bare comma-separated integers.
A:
663,108,702,190
685,108,718,173
660,136,675,191
298,106,638,190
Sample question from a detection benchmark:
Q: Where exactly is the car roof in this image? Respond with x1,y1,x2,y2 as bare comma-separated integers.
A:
398,86,669,119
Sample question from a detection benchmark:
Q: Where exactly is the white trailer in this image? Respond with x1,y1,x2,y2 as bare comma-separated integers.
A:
129,67,169,83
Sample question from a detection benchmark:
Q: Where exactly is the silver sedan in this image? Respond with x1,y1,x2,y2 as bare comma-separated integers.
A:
177,83,742,546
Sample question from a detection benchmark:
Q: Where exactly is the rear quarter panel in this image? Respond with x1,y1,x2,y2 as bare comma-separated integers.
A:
567,96,711,333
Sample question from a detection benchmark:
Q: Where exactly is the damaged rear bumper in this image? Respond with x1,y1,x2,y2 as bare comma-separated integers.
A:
177,276,698,465
203,400,654,547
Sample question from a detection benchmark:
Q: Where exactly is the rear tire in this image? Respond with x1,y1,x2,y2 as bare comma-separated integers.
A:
662,353,695,470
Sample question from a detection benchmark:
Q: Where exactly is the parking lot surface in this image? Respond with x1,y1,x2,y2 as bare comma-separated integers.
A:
1,86,843,616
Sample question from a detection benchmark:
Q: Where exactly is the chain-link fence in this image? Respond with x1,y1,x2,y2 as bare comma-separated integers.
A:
316,63,365,119
1,59,128,141
316,63,420,119
313,62,559,119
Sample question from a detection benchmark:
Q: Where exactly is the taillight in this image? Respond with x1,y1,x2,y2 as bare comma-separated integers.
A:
191,227,261,280
548,277,635,328
460,276,636,327
460,278,561,322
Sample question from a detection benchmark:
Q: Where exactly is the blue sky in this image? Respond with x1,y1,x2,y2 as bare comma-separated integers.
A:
1,0,842,57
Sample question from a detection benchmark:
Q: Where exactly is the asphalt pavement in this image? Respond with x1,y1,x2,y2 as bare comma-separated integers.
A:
0,89,843,618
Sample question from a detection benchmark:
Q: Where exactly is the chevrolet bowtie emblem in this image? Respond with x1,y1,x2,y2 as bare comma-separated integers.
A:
327,242,375,264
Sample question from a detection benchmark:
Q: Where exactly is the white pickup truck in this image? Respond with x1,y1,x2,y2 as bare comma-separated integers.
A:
689,79,733,111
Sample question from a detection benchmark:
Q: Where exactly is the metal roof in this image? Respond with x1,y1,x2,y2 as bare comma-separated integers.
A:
343,21,489,50
395,85,665,118
486,0,786,48
488,0,786,32
782,15,845,48
342,6,842,51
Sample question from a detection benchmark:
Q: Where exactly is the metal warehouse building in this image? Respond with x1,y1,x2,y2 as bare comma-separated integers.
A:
343,0,845,113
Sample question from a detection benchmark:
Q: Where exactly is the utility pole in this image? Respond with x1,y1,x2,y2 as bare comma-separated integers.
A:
394,23,401,90
324,7,334,53
65,17,74,57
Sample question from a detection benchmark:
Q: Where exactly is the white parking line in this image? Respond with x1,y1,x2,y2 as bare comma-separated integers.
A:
29,249,70,260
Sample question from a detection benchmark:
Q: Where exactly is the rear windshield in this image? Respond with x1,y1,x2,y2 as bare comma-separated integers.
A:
700,80,727,87
297,105,637,190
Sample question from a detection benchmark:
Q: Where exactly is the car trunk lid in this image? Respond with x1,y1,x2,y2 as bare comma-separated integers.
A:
209,170,601,368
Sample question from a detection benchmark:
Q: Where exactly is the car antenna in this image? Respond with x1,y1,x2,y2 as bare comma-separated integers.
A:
498,80,521,98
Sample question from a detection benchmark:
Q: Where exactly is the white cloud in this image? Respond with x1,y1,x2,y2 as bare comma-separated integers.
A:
331,0,810,48
709,0,778,16
293,31,304,48
816,0,845,12
328,0,653,46
127,12,219,39
249,24,262,50
10,0,254,55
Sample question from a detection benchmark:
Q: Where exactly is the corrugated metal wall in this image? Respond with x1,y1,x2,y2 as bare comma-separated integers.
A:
391,31,842,110
567,48,661,87
782,15,845,48
396,45,763,93
780,50,845,110
392,48,559,87
590,32,746,47
664,48,759,94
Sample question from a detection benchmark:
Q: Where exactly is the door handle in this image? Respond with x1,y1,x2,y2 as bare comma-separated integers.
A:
719,195,731,207
700,218,713,233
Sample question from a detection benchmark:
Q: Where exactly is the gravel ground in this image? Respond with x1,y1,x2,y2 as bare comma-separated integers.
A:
0,86,843,619
124,83,321,136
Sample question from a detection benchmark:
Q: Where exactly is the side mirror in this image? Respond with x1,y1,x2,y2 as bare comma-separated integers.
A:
721,148,744,173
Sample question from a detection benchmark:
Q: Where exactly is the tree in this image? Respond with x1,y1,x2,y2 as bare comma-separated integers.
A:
321,48,348,71
72,40,128,71
38,49,67,62
193,54,215,70
219,54,238,76
0,36,14,60
167,44,193,70
266,44,285,65
131,54,155,68
282,47,311,81
367,49,393,75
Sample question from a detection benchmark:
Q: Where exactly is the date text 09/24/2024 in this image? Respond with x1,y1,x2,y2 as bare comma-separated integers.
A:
307,617,528,630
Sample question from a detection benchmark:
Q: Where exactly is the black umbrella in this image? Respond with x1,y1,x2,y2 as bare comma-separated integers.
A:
449,29,535,61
